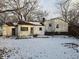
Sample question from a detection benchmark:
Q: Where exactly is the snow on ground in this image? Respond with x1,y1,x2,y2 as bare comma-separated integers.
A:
0,35,79,59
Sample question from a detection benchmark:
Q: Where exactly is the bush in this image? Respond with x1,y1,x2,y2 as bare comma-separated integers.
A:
33,34,38,37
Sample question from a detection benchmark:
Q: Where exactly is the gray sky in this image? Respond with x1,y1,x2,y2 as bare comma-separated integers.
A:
39,0,78,19
39,0,60,19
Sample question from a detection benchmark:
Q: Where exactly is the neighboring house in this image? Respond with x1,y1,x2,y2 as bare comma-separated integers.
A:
44,18,68,35
2,21,45,37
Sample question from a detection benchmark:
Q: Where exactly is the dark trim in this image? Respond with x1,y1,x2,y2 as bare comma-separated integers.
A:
45,32,69,35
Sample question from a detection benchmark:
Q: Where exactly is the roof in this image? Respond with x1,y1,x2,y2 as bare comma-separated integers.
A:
5,21,44,26
5,22,14,26
45,17,63,22
18,21,34,25
45,17,68,23
29,22,43,26
51,17,63,20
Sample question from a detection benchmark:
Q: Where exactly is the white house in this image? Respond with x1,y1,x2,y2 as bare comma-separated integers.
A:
44,20,55,32
17,21,45,37
44,18,68,34
29,22,45,35
2,21,45,37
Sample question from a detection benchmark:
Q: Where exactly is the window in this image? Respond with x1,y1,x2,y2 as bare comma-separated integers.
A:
21,27,28,31
39,27,42,31
49,24,52,27
56,24,59,28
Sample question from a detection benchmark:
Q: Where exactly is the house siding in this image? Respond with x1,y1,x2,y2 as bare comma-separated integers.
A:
54,19,68,32
17,25,33,37
44,20,55,32
3,25,15,36
17,25,45,37
33,26,45,35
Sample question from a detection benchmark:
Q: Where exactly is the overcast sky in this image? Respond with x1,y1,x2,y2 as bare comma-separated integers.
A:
39,0,79,19
39,0,58,19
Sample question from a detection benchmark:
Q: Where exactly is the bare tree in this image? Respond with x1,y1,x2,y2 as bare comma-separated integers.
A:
0,0,33,21
57,0,79,23
0,0,48,22
30,10,48,22
56,0,79,36
4,0,38,21
57,0,72,23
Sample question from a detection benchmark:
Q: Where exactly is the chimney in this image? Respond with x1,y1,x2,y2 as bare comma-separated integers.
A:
42,18,45,22
40,18,46,26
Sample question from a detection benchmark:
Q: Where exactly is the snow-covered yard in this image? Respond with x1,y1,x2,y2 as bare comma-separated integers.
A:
0,35,79,59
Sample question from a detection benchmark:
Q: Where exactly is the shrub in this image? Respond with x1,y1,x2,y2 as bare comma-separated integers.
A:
33,34,38,37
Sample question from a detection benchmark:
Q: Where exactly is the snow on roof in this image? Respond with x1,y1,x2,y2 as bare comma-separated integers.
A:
5,21,44,26
29,22,43,26
18,21,35,25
